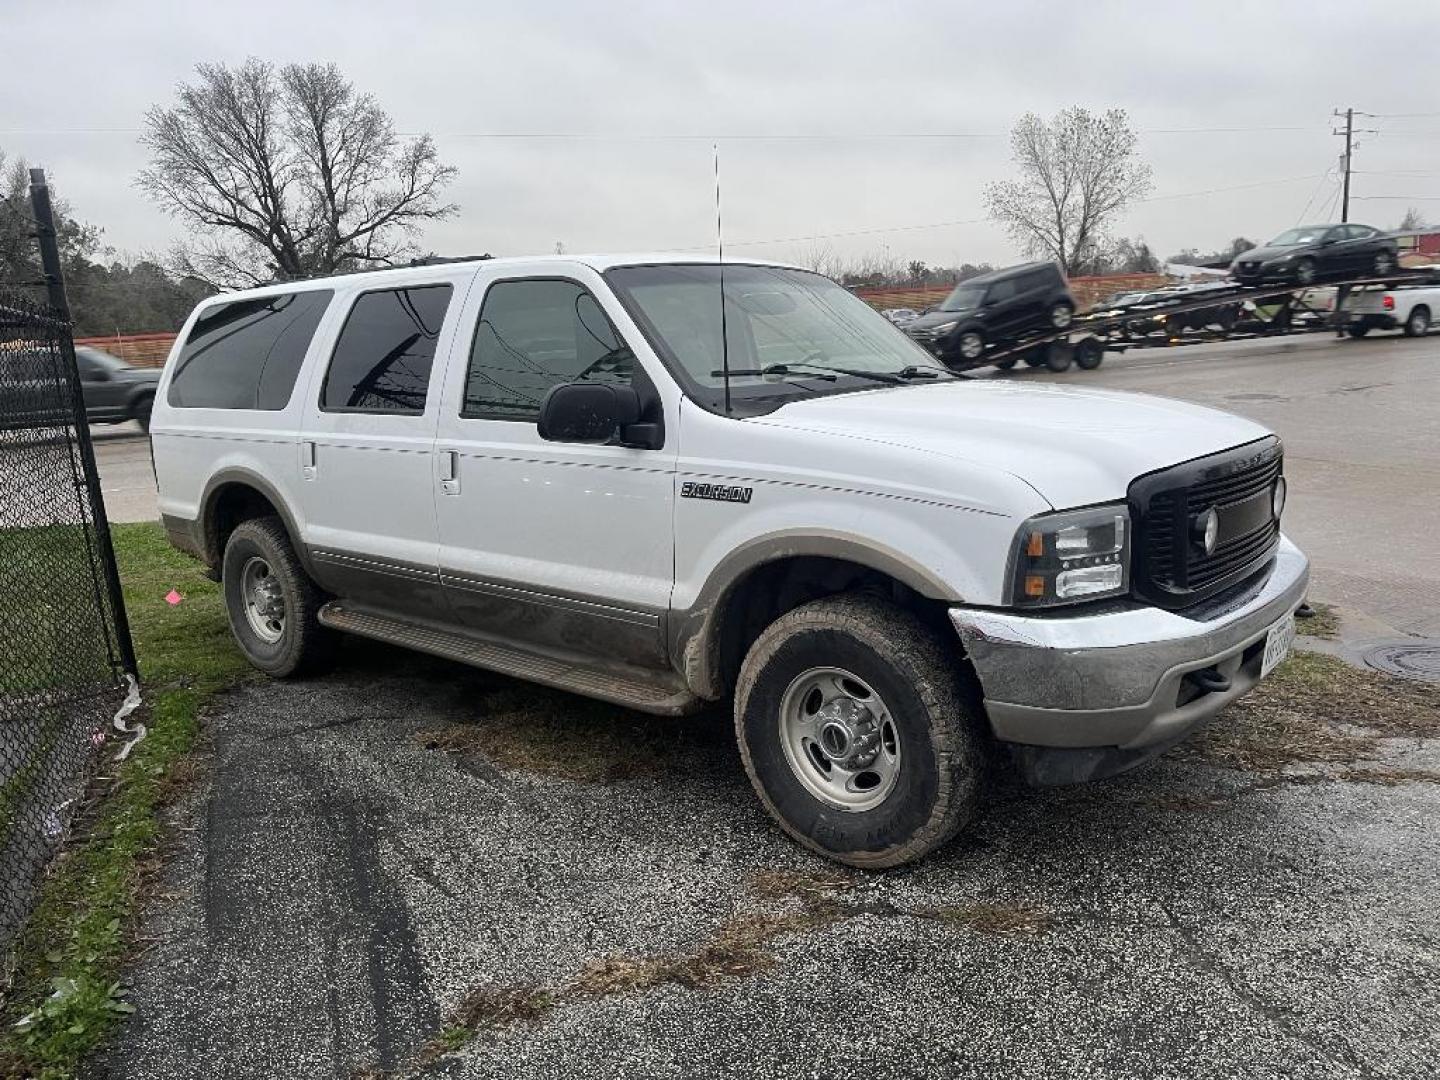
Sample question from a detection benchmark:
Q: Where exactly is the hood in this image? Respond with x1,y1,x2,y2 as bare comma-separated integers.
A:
904,308,971,332
751,381,1272,509
1233,245,1301,265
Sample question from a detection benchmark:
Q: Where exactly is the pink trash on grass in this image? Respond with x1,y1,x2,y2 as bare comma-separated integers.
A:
165,589,184,606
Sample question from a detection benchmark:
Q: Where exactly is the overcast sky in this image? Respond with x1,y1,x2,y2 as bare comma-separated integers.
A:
3,0,1439,272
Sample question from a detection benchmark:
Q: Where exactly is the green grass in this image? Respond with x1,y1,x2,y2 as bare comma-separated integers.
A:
1,522,248,1079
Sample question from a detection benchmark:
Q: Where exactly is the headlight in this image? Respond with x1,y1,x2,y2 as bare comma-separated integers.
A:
1010,504,1130,607
932,320,958,334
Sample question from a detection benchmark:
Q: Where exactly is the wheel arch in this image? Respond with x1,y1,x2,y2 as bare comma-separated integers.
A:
198,468,314,577
672,532,961,701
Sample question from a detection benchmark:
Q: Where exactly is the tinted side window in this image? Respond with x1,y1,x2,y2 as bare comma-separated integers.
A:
463,279,633,422
986,279,1018,304
1022,268,1053,293
1347,225,1377,240
168,290,333,410
321,285,453,414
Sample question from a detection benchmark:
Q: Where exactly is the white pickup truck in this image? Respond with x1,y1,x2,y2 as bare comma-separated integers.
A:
1344,281,1438,338
149,254,1308,867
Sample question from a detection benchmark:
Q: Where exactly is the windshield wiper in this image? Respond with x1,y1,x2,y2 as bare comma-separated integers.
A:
893,365,959,380
710,362,902,385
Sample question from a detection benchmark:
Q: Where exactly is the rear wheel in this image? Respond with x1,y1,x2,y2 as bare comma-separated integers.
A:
734,595,985,868
1022,349,1047,368
222,516,336,677
1404,306,1430,337
1049,302,1074,330
1374,251,1396,277
1044,342,1074,372
1345,323,1371,339
131,392,154,433
993,355,1019,370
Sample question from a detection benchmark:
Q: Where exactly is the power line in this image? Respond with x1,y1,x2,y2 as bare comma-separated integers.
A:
0,124,1334,140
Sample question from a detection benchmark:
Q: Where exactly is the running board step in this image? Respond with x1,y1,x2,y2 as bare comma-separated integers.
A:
318,601,701,716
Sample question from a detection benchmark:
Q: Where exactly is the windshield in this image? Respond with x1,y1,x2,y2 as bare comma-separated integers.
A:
1267,227,1328,247
938,282,986,312
605,264,940,414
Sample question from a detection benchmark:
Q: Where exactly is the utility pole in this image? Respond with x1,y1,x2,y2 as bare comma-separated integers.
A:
1339,107,1353,223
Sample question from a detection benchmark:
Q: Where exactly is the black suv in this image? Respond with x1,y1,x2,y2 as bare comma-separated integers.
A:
903,262,1074,367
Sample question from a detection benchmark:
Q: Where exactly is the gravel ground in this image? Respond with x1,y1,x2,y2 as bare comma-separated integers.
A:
98,637,1440,1080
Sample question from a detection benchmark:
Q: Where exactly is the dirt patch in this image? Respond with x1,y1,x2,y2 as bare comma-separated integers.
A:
1296,601,1341,641
1182,651,1440,774
919,903,1054,936
414,687,682,784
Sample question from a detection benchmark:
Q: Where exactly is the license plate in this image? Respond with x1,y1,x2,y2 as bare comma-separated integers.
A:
1261,614,1296,678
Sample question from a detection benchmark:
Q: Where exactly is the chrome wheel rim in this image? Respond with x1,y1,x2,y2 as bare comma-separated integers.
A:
1051,304,1073,329
959,332,984,360
1410,311,1427,334
1296,262,1315,285
240,556,286,644
778,666,901,813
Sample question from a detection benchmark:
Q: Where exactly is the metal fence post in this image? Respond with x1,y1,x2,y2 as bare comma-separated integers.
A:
28,168,139,680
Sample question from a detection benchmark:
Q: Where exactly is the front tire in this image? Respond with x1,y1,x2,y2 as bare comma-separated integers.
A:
1293,258,1317,286
734,595,984,868
222,516,336,677
1374,251,1396,277
956,330,985,362
1404,306,1430,337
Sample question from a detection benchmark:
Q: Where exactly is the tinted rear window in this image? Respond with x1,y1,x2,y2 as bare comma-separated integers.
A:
168,290,333,410
321,285,453,414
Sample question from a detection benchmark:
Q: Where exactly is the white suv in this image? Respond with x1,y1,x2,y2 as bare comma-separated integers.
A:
150,255,1308,867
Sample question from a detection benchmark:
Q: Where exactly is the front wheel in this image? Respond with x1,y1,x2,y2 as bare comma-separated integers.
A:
956,330,985,361
734,595,984,868
1374,251,1396,277
222,516,336,677
1293,258,1317,286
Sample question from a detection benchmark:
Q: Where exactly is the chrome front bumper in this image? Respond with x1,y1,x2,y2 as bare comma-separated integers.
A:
949,536,1309,763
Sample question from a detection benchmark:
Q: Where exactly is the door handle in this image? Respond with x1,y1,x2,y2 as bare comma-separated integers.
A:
302,440,317,480
439,449,460,494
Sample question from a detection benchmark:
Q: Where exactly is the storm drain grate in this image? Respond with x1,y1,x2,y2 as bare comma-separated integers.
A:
1362,642,1440,683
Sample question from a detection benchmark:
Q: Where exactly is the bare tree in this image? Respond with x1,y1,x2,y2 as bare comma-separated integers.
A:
984,108,1152,274
139,59,458,288
791,240,847,280
1398,207,1428,232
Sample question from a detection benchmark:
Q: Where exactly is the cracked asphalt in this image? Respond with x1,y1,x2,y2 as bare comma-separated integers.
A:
100,638,1440,1080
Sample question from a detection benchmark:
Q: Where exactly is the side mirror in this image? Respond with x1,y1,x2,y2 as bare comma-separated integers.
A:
537,383,661,449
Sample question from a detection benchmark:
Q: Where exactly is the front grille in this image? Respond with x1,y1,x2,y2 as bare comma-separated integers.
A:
1130,438,1283,608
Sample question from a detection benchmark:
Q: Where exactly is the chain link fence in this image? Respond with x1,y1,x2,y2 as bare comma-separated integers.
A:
1,285,135,967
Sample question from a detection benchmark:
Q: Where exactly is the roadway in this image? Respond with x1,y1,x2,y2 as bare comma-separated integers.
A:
90,328,1437,638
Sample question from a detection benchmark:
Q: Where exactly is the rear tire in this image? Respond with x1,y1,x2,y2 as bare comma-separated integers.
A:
1404,306,1430,337
1345,324,1371,339
993,356,1019,370
222,516,337,677
734,594,985,869
1374,251,1396,277
1049,302,1074,330
131,392,154,433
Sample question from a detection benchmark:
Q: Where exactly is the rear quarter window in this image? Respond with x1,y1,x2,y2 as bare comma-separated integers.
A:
168,290,333,410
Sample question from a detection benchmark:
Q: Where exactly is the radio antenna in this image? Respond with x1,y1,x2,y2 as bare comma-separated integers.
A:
714,142,732,415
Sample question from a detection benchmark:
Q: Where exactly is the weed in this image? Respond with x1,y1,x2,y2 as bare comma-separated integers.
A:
920,903,1054,936
0,523,248,1078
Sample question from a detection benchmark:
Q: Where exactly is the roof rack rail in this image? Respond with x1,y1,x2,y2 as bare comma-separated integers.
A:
406,253,494,267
